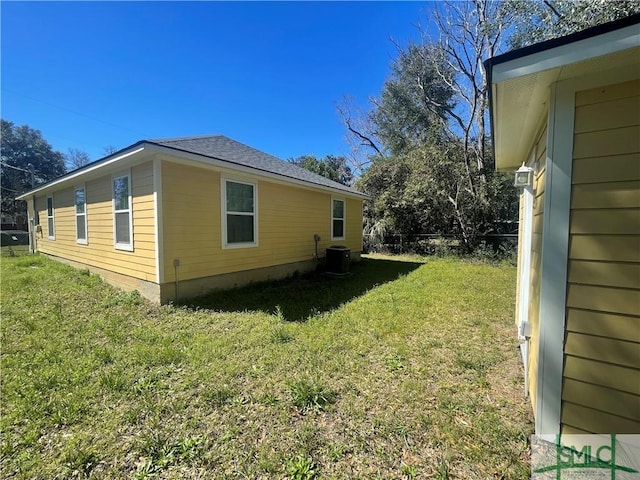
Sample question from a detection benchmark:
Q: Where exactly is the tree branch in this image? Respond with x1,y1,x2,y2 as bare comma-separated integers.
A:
543,0,563,20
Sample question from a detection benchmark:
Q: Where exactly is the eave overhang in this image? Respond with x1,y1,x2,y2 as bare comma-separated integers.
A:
16,143,150,200
485,14,640,171
17,142,370,201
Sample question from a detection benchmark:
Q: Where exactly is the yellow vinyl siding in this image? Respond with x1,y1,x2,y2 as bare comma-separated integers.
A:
570,181,640,209
568,261,640,289
566,309,639,349
572,153,639,185
563,356,640,395
562,79,640,434
161,163,220,283
561,403,640,434
35,161,156,281
161,160,363,283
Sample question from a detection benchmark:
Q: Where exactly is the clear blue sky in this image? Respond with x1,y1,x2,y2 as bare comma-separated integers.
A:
1,1,433,164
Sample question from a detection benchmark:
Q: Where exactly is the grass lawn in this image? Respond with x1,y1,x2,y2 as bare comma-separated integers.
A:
1,254,533,479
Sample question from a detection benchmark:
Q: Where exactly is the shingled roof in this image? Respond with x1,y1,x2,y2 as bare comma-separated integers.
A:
147,135,363,196
17,134,367,200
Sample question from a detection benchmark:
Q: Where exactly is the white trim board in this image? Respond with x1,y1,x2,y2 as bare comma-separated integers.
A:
331,196,346,241
16,148,145,200
18,143,369,202
220,176,259,249
112,170,134,252
517,164,535,397
491,23,639,83
153,158,164,284
536,80,573,435
74,184,88,245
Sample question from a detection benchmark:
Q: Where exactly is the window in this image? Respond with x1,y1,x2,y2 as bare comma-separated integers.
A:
75,187,87,244
46,196,55,239
113,173,133,250
223,179,256,247
332,198,345,240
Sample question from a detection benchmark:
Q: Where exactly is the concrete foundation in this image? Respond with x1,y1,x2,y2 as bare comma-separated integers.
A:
41,252,361,304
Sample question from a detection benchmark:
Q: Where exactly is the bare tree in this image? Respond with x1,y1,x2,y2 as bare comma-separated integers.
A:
430,0,512,188
102,145,119,156
65,148,91,171
507,0,640,49
336,96,385,175
340,0,631,251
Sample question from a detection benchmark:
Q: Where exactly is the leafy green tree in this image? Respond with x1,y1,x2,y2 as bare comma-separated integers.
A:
507,0,640,49
345,0,516,250
344,0,633,252
1,119,66,226
359,142,515,243
371,43,455,156
290,154,353,186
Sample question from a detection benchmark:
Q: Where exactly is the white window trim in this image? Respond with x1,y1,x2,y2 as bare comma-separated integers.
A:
113,171,134,251
331,197,346,241
221,177,258,249
46,195,55,240
75,185,88,245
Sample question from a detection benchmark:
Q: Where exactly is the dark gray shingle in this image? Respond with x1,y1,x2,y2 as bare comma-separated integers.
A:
147,135,363,196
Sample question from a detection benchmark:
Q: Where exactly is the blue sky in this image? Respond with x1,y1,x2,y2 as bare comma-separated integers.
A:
1,1,432,164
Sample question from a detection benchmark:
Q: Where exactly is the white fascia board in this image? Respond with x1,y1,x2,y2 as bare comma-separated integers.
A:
153,158,164,285
16,147,146,200
492,24,639,83
145,143,370,200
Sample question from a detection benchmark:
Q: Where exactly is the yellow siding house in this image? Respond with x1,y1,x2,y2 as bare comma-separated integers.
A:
486,15,639,435
18,136,367,303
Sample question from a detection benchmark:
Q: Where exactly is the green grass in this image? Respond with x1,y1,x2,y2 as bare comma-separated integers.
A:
0,245,30,257
1,253,533,479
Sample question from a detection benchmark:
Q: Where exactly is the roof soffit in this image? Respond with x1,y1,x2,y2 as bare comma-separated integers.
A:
491,34,640,170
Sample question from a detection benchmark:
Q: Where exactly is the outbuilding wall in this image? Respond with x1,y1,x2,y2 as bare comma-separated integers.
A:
561,79,640,433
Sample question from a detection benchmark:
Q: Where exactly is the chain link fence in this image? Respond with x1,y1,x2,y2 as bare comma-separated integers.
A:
1,230,31,257
364,233,518,257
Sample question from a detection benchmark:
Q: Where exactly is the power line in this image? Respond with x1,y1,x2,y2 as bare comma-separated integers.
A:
2,88,151,137
0,161,31,173
1,185,23,194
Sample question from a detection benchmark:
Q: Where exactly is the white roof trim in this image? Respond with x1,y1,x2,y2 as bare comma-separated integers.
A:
16,147,145,200
18,142,369,201
492,23,639,83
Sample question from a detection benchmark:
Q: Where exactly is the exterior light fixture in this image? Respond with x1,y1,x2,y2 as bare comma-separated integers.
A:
514,164,534,188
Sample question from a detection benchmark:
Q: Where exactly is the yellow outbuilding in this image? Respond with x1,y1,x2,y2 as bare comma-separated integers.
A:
17,135,367,303
486,14,639,435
